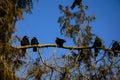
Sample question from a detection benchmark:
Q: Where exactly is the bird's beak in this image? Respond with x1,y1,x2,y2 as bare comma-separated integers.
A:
55,37,57,40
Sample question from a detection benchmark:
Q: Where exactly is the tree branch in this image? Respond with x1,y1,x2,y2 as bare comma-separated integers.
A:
16,44,92,49
16,44,120,52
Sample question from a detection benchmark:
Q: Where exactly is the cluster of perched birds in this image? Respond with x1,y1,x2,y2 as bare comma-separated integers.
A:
55,37,120,57
19,0,120,55
21,36,39,53
20,36,66,53
20,35,120,57
92,37,120,57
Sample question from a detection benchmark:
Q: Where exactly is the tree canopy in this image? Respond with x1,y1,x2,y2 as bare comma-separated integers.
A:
0,0,120,80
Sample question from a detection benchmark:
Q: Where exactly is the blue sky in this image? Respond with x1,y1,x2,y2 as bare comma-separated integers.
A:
87,0,120,47
15,0,120,48
15,0,120,78
15,0,120,60
14,0,120,56
14,0,120,59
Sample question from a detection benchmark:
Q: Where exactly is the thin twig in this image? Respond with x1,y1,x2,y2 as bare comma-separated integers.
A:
37,48,62,74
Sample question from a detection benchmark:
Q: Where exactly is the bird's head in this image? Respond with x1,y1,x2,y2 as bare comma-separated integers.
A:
95,36,100,41
55,37,58,40
32,37,36,39
24,35,29,39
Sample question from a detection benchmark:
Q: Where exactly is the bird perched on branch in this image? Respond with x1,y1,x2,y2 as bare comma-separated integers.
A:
93,37,102,57
21,35,30,53
111,41,120,56
55,37,66,47
71,0,82,10
31,37,39,52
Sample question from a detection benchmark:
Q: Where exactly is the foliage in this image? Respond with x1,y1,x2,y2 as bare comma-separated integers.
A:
24,1,120,80
0,0,120,80
58,4,95,46
56,2,120,80
0,0,33,79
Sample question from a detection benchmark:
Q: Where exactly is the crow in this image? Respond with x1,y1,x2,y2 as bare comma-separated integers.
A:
71,0,82,10
111,41,120,56
21,35,30,53
93,37,102,57
31,37,39,52
55,37,66,47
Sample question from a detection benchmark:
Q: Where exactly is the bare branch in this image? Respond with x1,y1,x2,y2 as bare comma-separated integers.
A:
17,44,88,50
37,48,63,74
16,44,120,53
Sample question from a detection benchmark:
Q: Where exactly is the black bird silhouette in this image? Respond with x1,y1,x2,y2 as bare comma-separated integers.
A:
31,37,39,52
21,36,30,53
55,37,66,47
111,41,120,56
93,37,102,57
71,0,82,10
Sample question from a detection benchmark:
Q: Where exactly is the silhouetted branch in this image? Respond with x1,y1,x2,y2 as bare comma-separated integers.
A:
16,44,120,53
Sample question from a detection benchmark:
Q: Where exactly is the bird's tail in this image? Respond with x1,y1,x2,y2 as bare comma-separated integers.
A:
94,48,99,57
33,47,37,52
